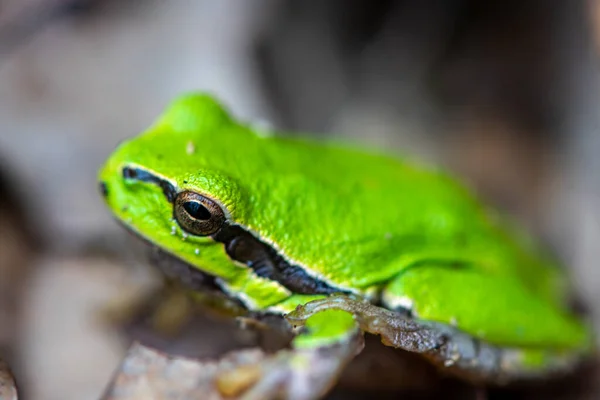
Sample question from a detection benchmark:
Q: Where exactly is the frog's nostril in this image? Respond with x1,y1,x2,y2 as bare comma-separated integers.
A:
99,181,109,197
122,166,137,179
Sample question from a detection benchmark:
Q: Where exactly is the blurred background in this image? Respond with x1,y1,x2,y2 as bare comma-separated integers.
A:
1,0,600,399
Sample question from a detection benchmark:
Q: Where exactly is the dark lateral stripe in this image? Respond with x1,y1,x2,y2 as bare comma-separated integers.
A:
121,166,346,296
122,166,177,203
213,223,346,295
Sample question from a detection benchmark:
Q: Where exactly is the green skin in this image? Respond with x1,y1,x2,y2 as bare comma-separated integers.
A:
99,93,592,384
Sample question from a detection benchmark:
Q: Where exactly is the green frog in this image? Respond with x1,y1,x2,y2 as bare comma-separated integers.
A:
98,93,593,399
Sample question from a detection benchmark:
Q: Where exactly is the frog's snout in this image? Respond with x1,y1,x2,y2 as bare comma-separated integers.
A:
99,181,109,198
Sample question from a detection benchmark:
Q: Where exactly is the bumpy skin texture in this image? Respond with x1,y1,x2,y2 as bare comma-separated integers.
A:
99,93,591,359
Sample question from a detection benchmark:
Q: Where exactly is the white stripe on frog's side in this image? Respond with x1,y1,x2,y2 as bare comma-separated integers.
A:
381,292,416,316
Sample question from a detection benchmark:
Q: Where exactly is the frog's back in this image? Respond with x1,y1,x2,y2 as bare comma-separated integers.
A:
260,130,594,358
146,94,568,307
250,133,563,303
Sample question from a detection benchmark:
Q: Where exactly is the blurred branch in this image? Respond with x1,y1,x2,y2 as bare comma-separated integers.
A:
0,358,17,400
102,335,364,400
101,342,268,400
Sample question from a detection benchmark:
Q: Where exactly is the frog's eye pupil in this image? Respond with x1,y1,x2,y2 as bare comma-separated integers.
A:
183,201,211,220
174,191,225,236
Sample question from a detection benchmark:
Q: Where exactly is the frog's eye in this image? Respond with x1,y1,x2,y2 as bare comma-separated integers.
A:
174,191,225,236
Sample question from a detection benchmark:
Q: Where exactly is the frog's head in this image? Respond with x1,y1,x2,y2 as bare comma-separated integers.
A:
99,93,344,310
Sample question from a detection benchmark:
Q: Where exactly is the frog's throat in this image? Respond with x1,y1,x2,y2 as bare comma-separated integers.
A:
114,219,231,296
118,165,348,297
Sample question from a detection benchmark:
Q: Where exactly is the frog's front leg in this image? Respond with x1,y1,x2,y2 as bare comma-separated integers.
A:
287,293,503,386
224,309,364,400
288,267,589,386
286,294,445,354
